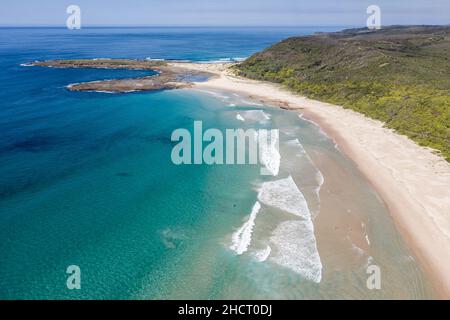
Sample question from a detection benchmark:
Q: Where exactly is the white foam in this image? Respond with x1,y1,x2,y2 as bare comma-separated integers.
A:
360,222,371,246
145,57,165,61
286,139,325,219
316,170,324,187
230,201,261,255
286,138,304,150
257,176,310,219
257,178,322,282
66,83,117,94
365,234,371,246
269,220,322,283
298,114,337,146
236,113,245,122
240,110,270,122
90,90,116,94
286,139,324,198
196,89,230,100
287,139,309,159
258,130,280,176
198,57,248,64
315,170,325,196
253,245,272,262
241,178,322,283
241,100,264,107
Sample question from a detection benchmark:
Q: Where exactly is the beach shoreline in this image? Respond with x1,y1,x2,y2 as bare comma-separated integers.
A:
170,62,450,298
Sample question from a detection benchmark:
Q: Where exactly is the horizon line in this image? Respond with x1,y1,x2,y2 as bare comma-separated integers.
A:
1,23,447,29
0,24,365,28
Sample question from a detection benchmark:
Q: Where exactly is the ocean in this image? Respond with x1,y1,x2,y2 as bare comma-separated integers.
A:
0,27,435,299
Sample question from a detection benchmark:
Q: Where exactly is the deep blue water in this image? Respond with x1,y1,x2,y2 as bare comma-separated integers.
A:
1,27,344,202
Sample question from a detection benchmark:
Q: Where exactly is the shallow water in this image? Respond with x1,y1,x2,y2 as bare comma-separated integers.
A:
0,27,436,299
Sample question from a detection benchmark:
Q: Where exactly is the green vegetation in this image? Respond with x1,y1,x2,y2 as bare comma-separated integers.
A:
235,26,450,161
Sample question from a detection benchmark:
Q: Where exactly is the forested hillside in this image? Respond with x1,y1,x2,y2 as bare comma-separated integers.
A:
236,26,450,160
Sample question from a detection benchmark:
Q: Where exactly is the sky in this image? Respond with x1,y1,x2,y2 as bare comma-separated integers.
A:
1,0,449,27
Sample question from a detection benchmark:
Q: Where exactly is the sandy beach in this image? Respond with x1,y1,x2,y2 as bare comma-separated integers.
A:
170,62,450,298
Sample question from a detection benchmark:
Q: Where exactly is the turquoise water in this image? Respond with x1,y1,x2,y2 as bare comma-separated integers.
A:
0,27,434,299
0,89,260,299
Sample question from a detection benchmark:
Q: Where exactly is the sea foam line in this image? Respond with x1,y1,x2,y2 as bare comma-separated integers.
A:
298,114,339,149
236,113,245,122
259,130,280,176
230,201,262,255
254,245,272,262
195,89,230,100
257,176,310,219
241,100,264,106
286,138,325,198
198,57,248,64
270,220,322,283
238,110,271,122
257,176,322,282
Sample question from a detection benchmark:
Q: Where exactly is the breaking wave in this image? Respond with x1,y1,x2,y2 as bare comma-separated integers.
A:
230,201,261,255
253,245,272,262
269,220,322,283
258,130,280,176
239,110,270,122
257,176,322,282
257,176,310,219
